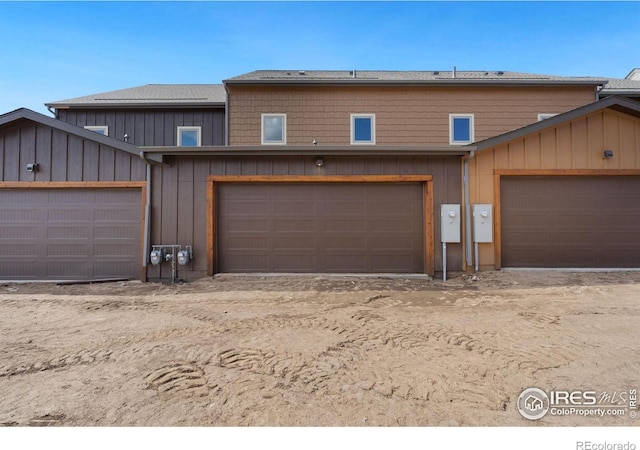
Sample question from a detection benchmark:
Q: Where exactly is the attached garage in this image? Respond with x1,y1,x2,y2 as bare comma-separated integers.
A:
0,186,143,280
467,96,640,271
0,109,147,281
208,176,434,275
500,175,640,268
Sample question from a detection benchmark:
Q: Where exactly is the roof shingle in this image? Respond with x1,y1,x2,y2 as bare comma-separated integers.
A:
47,84,226,108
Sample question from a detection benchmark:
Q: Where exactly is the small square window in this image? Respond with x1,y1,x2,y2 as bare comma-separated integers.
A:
449,114,474,145
262,114,286,145
84,125,108,136
177,126,201,147
351,114,375,145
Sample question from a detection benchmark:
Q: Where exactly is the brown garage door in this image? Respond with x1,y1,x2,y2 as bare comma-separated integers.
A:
501,176,640,267
217,182,425,273
0,188,141,280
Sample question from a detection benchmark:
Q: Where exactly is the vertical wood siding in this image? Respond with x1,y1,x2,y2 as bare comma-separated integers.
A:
147,156,462,280
56,108,225,146
469,109,640,269
0,121,145,182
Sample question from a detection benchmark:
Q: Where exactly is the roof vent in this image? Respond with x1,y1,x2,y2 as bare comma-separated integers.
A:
351,70,357,79
452,66,457,79
299,70,306,75
433,71,440,75
496,71,504,76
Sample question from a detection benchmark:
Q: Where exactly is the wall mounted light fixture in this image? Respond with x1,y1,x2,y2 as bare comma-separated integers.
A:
315,157,324,167
603,149,614,158
26,163,39,173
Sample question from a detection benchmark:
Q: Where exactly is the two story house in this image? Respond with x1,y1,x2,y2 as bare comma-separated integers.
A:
1,69,640,281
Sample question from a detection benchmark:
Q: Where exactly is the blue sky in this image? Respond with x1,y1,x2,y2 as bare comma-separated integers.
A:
1,1,639,115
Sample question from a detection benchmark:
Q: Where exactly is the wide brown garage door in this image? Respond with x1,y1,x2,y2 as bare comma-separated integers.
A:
0,188,141,280
216,182,425,273
501,176,640,268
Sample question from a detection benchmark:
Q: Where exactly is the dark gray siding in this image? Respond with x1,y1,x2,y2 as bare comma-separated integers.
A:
56,108,225,146
0,120,145,182
147,156,462,280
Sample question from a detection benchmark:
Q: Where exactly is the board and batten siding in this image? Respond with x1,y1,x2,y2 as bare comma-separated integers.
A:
468,108,640,270
146,156,462,280
56,108,225,147
0,121,145,182
227,85,596,146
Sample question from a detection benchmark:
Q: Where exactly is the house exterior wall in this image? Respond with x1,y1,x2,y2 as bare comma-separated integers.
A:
56,108,225,147
145,155,462,280
226,85,596,146
0,120,146,182
468,108,640,269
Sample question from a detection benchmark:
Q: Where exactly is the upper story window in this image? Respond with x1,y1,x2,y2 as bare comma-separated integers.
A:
538,113,557,121
177,126,201,147
262,114,286,145
84,125,108,136
449,114,474,145
351,114,376,145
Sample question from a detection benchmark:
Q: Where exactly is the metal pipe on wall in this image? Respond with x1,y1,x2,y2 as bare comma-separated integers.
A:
139,151,152,273
463,151,475,269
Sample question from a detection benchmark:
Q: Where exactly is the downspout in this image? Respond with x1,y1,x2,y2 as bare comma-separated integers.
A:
224,84,230,146
47,106,58,118
139,151,153,280
464,149,475,269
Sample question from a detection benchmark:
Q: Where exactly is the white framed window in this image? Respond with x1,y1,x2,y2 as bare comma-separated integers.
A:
350,114,376,145
449,114,474,145
538,113,557,121
261,114,286,145
84,125,108,136
177,126,201,147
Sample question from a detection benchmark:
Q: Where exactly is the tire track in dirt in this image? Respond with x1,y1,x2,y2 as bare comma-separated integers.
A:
0,348,113,378
144,362,211,397
207,303,514,412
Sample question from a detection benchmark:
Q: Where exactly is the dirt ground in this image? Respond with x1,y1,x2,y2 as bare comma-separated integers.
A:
0,270,638,427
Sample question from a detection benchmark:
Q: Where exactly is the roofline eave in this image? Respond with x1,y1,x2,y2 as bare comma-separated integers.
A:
224,79,607,88
139,144,474,157
46,102,226,109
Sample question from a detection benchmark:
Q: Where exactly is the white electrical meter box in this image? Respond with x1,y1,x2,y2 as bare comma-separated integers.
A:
473,204,493,243
441,204,461,243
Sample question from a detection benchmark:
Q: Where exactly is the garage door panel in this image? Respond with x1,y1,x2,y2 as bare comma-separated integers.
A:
274,201,315,215
501,176,640,268
217,182,425,273
322,201,366,215
273,218,317,232
0,188,141,280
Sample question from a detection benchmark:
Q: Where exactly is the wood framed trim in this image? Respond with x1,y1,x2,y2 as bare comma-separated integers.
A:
0,181,148,280
495,169,640,177
493,172,502,270
206,175,435,276
492,169,640,269
0,181,146,189
424,179,435,276
207,177,216,277
208,175,433,183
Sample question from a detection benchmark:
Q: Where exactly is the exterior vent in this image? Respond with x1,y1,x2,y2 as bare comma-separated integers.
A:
299,70,306,75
